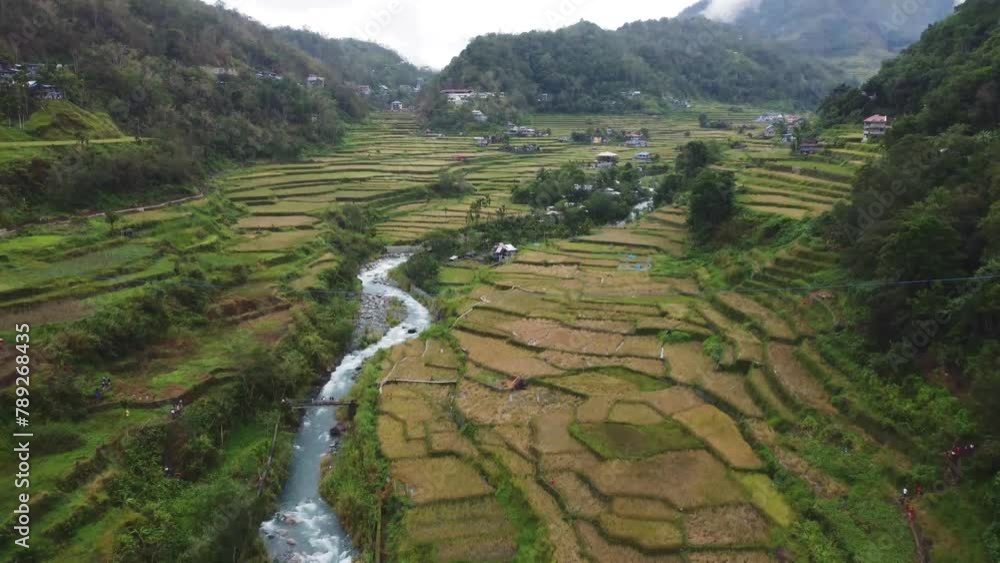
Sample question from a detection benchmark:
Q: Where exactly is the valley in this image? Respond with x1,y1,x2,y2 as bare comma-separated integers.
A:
1,0,999,561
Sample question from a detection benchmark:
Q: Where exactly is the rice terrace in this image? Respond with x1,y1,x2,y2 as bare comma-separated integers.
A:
2,1,999,561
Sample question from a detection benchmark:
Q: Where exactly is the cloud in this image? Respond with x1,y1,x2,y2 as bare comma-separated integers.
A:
699,0,762,22
224,0,700,68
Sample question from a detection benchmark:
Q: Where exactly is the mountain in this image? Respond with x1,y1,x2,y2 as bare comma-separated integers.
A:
0,0,387,224
817,1,1000,522
818,0,999,135
430,18,846,115
273,28,433,90
678,0,956,79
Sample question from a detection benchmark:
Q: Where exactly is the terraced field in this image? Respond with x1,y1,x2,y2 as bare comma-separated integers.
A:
4,106,927,561
717,131,878,219
358,200,924,561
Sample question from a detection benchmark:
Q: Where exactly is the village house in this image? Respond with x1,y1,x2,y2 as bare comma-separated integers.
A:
625,132,649,148
473,136,489,147
761,125,776,139
31,83,64,100
595,151,619,168
441,88,475,105
782,132,796,144
537,92,552,103
306,74,326,88
255,70,282,81
492,242,518,262
634,152,654,163
755,112,784,123
390,100,404,111
508,125,537,137
356,84,373,96
799,139,822,155
784,114,803,128
472,109,488,123
863,114,890,142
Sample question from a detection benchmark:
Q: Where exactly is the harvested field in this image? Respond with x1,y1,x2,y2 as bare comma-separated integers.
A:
576,522,684,563
516,476,587,563
608,402,664,425
401,498,517,562
585,451,748,509
377,415,428,459
501,318,624,355
391,456,491,504
599,514,684,551
455,379,581,426
533,410,587,454
576,397,616,423
429,431,477,458
696,372,763,418
686,552,774,563
611,497,681,521
715,293,797,341
547,471,606,518
539,350,666,377
637,387,705,417
673,405,763,470
454,330,563,378
767,343,835,414
547,371,668,397
683,505,771,546
663,342,716,383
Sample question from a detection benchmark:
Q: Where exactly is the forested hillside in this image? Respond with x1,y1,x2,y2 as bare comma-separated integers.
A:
679,0,955,77
274,28,431,90
428,18,846,114
817,0,1000,556
0,0,379,226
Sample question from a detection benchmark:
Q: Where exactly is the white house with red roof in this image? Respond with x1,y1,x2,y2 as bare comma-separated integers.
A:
863,114,890,142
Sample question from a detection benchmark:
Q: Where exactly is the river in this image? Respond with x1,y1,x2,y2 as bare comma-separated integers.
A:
260,254,432,563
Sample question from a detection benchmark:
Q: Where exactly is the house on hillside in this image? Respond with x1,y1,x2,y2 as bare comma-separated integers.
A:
473,136,489,147
390,100,404,111
635,152,654,163
756,112,783,123
782,132,796,144
538,92,552,103
442,88,475,105
29,82,64,100
595,152,619,168
306,74,326,88
472,109,488,123
256,70,282,81
493,242,518,262
799,139,822,155
356,84,373,96
761,125,776,139
863,114,890,142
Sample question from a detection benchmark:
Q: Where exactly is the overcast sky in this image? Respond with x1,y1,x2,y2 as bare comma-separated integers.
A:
224,0,703,69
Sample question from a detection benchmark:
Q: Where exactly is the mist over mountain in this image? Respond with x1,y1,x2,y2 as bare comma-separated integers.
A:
679,0,957,78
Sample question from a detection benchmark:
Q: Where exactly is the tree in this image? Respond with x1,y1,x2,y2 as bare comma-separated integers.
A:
654,174,684,206
104,209,121,234
687,170,737,241
676,141,714,177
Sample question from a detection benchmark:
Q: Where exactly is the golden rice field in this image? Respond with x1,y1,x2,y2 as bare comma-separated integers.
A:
362,196,898,561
